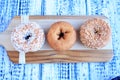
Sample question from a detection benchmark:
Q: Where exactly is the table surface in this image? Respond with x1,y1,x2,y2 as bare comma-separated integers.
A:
0,0,120,80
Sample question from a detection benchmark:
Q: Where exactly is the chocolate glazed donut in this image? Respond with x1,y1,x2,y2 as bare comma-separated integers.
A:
47,21,76,50
80,18,111,49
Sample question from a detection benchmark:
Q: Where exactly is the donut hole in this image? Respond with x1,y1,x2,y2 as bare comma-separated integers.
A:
94,30,98,34
94,27,102,37
94,26,100,34
57,30,70,40
58,32,64,40
25,33,32,41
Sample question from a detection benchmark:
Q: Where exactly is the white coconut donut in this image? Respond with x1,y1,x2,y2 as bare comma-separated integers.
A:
11,22,45,53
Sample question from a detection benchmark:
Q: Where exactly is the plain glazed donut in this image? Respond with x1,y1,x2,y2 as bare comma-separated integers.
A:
11,22,45,52
80,18,111,49
47,21,76,50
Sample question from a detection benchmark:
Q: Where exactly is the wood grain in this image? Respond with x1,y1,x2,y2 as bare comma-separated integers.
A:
7,50,113,63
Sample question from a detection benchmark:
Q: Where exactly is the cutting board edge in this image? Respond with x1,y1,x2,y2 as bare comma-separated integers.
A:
7,49,113,64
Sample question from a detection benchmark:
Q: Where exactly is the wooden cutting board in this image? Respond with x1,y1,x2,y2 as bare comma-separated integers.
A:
0,16,113,64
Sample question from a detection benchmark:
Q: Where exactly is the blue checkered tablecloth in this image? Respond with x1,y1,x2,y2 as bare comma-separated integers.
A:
0,0,120,80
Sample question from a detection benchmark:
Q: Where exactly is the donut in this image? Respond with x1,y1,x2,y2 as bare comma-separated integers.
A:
80,18,111,49
47,21,76,50
11,22,45,52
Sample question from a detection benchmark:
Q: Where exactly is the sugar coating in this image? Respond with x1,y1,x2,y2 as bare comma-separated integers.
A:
80,18,111,49
11,22,45,52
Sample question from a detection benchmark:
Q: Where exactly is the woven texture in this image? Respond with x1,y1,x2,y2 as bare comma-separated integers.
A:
0,0,120,80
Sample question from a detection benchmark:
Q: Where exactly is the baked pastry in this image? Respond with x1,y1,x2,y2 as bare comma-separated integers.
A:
47,21,76,50
11,22,45,52
80,18,111,49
